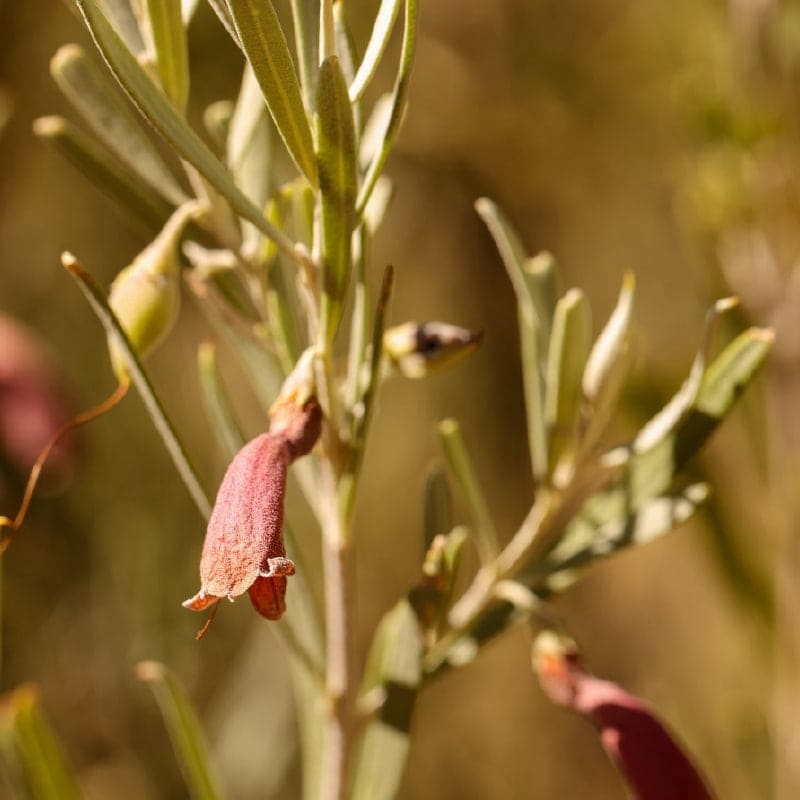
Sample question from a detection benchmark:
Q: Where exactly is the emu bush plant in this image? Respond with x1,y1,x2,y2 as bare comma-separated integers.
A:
0,2,773,798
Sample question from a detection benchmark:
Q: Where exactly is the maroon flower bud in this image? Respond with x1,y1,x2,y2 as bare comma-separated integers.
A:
534,633,715,800
184,399,321,623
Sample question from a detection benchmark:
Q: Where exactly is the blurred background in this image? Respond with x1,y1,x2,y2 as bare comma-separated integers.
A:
0,0,797,797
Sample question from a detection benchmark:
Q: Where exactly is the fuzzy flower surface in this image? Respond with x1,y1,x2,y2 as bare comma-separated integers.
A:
184,398,321,620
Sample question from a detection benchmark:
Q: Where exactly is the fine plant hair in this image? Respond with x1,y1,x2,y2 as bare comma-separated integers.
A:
0,2,773,799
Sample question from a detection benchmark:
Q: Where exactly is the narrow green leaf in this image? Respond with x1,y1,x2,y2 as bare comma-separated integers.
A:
136,662,226,800
352,600,421,800
423,467,452,552
0,686,83,800
33,115,170,231
340,266,395,524
544,288,592,482
228,0,318,187
475,198,547,482
345,226,369,412
203,100,233,149
50,43,186,205
197,340,245,461
580,273,635,454
316,55,358,344
356,0,419,213
62,254,212,520
183,0,201,22
74,1,299,259
205,0,242,47
437,419,499,564
145,0,190,112
290,0,320,110
227,64,272,244
349,0,402,102
98,0,146,54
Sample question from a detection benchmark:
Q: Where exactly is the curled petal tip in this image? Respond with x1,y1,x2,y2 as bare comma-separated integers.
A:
182,589,219,612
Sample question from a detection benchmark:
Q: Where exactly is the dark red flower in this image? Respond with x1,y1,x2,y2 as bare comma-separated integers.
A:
184,399,321,621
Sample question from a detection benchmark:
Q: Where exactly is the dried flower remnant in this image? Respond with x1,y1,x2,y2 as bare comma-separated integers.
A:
183,396,322,623
383,321,482,379
533,632,715,800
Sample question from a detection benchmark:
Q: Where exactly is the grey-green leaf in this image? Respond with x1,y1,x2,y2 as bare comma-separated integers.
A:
544,288,592,482
228,0,318,187
50,43,186,205
352,600,421,800
289,0,320,110
145,0,190,112
74,1,298,259
356,0,419,213
197,340,245,461
137,662,226,800
316,55,358,344
475,199,551,482
33,115,171,231
349,0,402,102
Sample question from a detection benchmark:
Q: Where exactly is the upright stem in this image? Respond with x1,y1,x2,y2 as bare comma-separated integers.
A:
319,460,357,800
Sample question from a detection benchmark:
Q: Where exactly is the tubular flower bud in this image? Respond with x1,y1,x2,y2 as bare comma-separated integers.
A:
383,321,482,379
107,202,198,382
533,633,714,800
183,397,321,622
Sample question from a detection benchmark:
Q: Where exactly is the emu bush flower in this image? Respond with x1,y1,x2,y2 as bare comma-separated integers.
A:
184,396,321,621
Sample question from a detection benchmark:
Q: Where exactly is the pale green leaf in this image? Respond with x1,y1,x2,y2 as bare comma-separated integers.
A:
145,0,190,111
349,0,402,102
97,0,146,54
437,418,499,564
423,467,452,552
544,288,592,482
33,115,170,231
197,340,245,461
316,55,358,344
289,0,319,110
352,600,421,800
137,662,226,800
356,0,419,213
50,43,186,205
228,0,318,186
475,198,548,482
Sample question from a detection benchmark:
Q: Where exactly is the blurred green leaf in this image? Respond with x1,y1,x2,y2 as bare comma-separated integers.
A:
349,0,402,102
197,339,245,461
228,0,318,187
203,100,233,149
227,64,272,244
544,288,591,482
75,0,298,258
475,198,548,483
0,685,83,800
316,55,358,345
356,0,419,213
98,0,146,54
437,419,499,564
423,467,452,552
63,254,212,520
33,115,170,231
290,0,320,110
352,600,421,800
50,43,186,205
145,0,190,112
137,662,226,800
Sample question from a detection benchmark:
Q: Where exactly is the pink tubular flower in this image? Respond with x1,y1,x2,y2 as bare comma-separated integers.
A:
183,398,321,621
534,633,715,800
